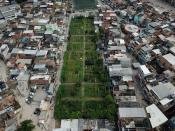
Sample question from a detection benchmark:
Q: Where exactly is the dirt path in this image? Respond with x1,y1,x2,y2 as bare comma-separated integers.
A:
81,19,86,112
62,97,103,101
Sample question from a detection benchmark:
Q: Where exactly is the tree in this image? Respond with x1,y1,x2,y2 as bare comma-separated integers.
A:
99,27,105,38
104,95,115,105
17,120,35,131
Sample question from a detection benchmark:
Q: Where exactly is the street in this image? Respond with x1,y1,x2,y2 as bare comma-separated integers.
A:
0,60,7,82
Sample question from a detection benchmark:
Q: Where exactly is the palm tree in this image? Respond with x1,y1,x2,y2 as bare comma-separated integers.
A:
16,120,35,131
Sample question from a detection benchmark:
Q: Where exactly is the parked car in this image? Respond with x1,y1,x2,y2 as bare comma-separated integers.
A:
34,108,41,115
29,92,35,96
31,85,37,92
25,97,32,104
28,92,34,99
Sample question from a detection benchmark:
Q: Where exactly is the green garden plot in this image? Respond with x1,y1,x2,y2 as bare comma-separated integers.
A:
61,52,83,83
85,36,96,43
83,100,116,120
70,18,84,25
84,73,96,83
69,27,84,35
69,51,84,61
55,17,116,121
69,36,84,42
83,101,106,119
84,25,95,34
64,70,83,83
59,84,81,98
85,42,96,51
84,84,107,97
69,20,84,29
62,59,83,83
85,65,94,73
57,100,82,119
67,42,84,51
85,51,97,61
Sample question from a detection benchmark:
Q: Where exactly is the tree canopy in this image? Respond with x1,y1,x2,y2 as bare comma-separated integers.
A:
16,120,35,131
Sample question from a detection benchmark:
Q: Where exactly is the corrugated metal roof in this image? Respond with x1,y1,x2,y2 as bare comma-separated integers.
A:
151,82,175,99
146,104,168,128
119,107,147,118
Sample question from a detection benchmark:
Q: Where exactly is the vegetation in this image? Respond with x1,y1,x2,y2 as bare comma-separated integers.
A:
84,84,107,97
83,96,116,120
16,120,35,131
55,99,82,119
55,17,116,121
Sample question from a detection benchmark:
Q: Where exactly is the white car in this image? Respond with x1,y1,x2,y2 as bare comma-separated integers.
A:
29,92,35,96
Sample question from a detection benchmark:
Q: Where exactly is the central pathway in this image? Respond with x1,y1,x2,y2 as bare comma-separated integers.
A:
81,18,86,112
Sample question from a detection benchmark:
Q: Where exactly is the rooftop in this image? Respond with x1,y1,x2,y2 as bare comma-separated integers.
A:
54,119,114,131
119,107,147,118
109,64,132,77
170,46,175,54
151,82,175,100
146,104,168,128
30,75,50,80
163,53,175,67
11,48,37,55
0,95,15,111
139,65,152,77
17,73,30,81
160,98,173,106
16,59,32,65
